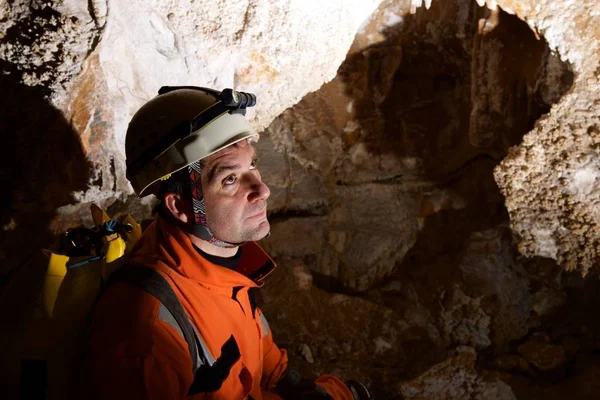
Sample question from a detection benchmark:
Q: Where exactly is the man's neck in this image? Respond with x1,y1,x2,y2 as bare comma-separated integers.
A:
187,232,239,257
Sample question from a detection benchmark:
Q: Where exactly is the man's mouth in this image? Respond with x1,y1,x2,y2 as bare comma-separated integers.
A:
248,209,266,219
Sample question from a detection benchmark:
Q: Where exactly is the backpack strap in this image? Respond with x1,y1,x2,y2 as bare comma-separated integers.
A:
108,265,242,395
109,266,200,373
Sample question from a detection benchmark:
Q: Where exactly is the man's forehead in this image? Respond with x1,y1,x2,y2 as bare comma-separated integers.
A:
203,141,255,167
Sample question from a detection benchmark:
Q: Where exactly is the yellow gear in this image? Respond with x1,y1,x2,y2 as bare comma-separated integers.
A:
10,204,142,400
41,204,141,318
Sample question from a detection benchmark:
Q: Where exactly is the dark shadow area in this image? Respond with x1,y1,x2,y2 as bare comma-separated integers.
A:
0,5,91,396
340,2,573,178
311,0,572,297
490,268,600,399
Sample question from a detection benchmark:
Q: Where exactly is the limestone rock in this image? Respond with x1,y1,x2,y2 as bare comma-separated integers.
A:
531,287,567,317
255,131,329,216
493,354,533,375
0,0,384,230
320,183,420,291
93,0,383,199
439,286,492,350
517,336,567,373
300,343,314,364
0,0,105,103
262,184,419,292
261,216,328,261
398,346,516,400
259,0,570,292
492,0,600,274
458,228,531,349
469,6,573,150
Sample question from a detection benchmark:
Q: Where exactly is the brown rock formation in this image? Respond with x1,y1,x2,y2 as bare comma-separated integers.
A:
492,0,600,275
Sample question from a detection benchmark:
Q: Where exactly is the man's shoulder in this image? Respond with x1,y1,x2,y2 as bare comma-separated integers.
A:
81,274,194,393
87,272,185,358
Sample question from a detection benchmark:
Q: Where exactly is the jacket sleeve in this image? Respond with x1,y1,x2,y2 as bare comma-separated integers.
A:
315,375,356,400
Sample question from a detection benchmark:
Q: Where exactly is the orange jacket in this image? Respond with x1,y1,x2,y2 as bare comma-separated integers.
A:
80,216,354,400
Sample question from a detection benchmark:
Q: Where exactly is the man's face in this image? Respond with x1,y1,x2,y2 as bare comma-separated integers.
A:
200,140,271,243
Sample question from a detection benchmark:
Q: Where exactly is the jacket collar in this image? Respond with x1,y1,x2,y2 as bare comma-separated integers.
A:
128,216,276,288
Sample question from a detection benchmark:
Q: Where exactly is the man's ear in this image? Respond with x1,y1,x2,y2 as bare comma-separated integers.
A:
163,193,189,224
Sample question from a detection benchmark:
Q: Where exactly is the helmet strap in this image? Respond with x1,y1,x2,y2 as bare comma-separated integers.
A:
187,161,241,248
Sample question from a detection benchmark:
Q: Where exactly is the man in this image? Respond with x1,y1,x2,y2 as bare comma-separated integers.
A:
80,86,370,399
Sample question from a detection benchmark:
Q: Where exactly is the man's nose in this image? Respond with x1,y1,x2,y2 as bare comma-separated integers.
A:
248,174,270,202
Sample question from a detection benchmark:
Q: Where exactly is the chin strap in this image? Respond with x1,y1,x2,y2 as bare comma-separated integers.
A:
188,160,240,248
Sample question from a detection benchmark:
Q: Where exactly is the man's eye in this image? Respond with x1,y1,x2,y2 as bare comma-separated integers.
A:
250,159,257,169
223,175,237,185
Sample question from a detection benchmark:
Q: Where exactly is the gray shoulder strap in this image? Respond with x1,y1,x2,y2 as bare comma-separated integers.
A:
108,266,200,372
157,304,216,367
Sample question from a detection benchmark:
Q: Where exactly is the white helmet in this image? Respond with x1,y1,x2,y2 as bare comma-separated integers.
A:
126,86,258,198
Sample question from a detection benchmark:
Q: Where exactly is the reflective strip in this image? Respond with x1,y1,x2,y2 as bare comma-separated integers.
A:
259,312,270,337
191,321,217,367
158,303,184,338
157,304,216,367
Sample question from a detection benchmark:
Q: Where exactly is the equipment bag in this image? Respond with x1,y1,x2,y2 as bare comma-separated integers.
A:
16,204,142,400
15,204,222,399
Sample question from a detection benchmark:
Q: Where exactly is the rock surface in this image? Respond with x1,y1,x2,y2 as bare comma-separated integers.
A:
0,0,105,102
457,229,530,350
398,347,516,400
492,0,600,274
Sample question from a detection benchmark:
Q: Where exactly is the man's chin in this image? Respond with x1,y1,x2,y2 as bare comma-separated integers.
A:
247,220,271,242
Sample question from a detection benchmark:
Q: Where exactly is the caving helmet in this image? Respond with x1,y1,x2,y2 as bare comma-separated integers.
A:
125,86,258,246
